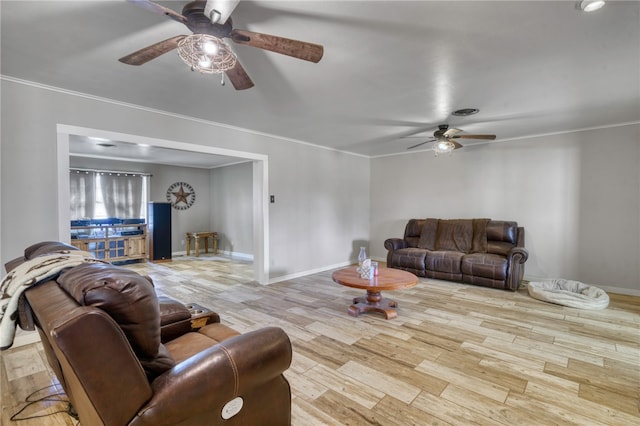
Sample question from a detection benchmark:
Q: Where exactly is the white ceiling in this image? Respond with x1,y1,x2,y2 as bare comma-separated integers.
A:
2,1,639,167
68,135,247,168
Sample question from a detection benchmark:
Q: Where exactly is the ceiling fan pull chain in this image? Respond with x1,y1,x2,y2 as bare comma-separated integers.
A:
221,73,226,86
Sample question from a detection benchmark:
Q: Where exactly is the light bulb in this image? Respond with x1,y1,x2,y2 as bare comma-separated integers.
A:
198,57,212,68
202,40,218,55
581,0,605,12
436,141,450,151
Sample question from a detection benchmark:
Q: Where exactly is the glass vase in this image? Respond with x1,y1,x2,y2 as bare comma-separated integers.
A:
358,246,367,267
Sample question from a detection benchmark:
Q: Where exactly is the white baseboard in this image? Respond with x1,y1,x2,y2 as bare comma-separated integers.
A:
599,286,640,297
268,261,353,285
267,257,389,285
219,250,253,261
172,250,254,261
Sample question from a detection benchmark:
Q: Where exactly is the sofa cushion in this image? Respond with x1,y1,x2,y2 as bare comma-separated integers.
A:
139,343,175,380
390,248,427,271
425,251,465,274
403,219,425,248
486,221,518,256
417,218,438,250
471,218,490,253
25,241,79,259
164,332,218,364
461,253,508,280
434,220,474,253
164,323,243,364
487,221,518,244
58,263,165,359
198,323,241,342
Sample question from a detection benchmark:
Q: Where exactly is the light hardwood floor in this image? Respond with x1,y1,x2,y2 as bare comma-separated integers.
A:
2,255,639,425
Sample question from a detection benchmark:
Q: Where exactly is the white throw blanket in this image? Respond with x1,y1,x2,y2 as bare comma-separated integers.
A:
0,251,105,350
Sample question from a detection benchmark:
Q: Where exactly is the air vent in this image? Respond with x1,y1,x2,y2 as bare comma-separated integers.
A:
452,108,479,116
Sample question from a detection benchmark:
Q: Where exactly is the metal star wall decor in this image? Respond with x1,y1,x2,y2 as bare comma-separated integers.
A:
166,182,196,210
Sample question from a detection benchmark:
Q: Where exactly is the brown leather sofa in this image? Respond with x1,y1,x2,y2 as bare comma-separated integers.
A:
384,219,528,291
6,241,292,425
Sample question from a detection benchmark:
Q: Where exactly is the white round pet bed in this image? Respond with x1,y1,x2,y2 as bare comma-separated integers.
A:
527,279,609,310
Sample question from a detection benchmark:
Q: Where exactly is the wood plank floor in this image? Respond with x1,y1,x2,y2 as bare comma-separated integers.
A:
2,255,639,425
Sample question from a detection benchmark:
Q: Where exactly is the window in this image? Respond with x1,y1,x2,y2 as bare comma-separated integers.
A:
70,170,149,220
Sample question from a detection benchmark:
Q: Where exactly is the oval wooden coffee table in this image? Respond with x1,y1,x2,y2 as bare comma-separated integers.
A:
331,266,418,319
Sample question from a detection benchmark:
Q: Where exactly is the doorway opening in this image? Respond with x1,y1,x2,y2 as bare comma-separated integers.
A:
56,124,270,284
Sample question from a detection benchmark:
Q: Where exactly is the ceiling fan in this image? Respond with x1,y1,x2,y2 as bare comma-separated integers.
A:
119,0,324,90
407,124,496,154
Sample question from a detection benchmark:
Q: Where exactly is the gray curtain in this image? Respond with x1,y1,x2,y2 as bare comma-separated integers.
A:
98,173,144,219
69,171,96,220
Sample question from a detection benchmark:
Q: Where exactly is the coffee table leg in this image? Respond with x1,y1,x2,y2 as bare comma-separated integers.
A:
348,290,399,319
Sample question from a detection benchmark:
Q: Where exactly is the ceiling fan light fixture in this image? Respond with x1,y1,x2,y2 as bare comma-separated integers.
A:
433,139,455,156
177,34,237,74
580,0,605,12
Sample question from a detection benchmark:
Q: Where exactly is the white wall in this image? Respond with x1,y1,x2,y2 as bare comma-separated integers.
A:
147,163,212,253
370,123,640,295
267,141,370,278
209,161,254,259
1,79,370,282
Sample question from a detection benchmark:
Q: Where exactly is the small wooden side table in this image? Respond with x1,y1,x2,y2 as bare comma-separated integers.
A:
186,232,218,257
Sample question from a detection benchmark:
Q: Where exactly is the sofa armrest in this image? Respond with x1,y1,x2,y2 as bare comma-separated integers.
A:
5,255,25,273
17,294,35,331
384,238,408,251
508,247,529,264
135,327,292,425
158,296,192,342
505,247,529,291
158,297,221,342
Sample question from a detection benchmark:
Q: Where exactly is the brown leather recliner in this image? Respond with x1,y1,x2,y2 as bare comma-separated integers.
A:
7,242,293,425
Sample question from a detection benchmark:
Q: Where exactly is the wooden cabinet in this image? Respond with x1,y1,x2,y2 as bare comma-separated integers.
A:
70,224,147,263
128,236,146,259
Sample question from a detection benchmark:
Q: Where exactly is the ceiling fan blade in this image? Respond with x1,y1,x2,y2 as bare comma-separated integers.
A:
127,0,187,25
452,134,496,140
119,35,187,65
225,61,255,90
230,29,324,63
407,141,431,150
448,140,464,149
205,0,240,24
443,128,462,138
